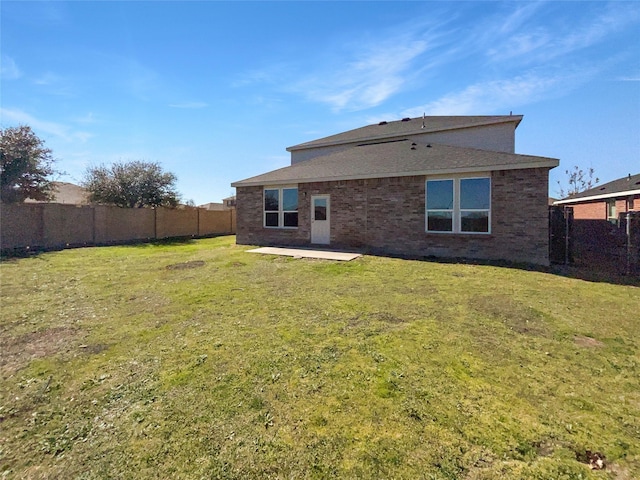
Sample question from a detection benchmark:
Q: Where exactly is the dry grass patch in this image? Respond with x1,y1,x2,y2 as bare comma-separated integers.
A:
574,336,605,348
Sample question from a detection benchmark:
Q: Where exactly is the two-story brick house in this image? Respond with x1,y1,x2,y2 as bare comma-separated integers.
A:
232,115,559,265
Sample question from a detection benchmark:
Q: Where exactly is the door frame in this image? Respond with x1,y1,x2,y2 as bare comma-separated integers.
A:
311,194,330,244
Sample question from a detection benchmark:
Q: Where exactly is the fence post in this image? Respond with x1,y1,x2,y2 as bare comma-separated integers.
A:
564,208,569,265
627,212,632,276
39,204,46,248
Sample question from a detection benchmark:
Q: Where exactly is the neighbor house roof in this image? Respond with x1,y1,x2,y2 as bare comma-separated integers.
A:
232,140,558,187
198,202,225,210
24,181,90,205
286,115,523,152
554,173,640,205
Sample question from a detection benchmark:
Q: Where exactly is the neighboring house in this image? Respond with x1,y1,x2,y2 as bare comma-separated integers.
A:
199,202,226,211
24,181,90,205
554,173,640,223
223,195,236,209
199,197,236,211
232,115,559,266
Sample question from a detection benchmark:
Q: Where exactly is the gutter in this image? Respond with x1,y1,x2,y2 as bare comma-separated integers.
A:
554,189,640,205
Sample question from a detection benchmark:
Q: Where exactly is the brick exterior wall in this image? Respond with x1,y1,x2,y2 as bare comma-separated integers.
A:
236,167,551,265
572,201,607,220
571,196,640,220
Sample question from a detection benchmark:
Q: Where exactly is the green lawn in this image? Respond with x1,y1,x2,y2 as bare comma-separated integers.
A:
1,236,638,479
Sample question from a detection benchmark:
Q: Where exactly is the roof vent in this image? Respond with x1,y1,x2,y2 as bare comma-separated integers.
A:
379,121,387,125
426,144,432,148
411,146,416,150
401,117,411,122
411,142,417,146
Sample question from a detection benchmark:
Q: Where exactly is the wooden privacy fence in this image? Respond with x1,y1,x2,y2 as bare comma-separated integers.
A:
0,203,236,252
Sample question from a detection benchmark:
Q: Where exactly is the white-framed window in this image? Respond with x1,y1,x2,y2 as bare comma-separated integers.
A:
607,199,617,224
426,176,491,234
264,186,298,228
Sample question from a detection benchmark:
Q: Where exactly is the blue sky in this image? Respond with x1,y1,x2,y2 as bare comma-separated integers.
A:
1,1,639,204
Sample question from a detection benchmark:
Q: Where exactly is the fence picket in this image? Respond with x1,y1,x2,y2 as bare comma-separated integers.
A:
0,203,236,252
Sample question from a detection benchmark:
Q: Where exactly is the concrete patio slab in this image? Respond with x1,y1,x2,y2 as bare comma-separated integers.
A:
247,247,362,261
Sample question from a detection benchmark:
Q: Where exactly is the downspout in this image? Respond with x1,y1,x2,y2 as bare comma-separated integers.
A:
364,179,368,248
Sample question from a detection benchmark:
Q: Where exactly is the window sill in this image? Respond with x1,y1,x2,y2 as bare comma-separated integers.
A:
425,231,492,236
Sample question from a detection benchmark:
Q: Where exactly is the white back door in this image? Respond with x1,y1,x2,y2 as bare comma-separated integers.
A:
311,195,330,244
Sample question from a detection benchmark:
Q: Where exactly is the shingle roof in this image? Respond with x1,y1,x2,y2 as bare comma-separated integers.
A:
286,115,523,151
24,181,90,205
232,140,558,187
554,173,640,204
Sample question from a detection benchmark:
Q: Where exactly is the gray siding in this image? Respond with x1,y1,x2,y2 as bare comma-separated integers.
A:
291,123,517,164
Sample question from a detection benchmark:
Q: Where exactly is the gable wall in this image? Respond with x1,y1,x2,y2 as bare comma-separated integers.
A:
290,122,517,164
236,167,551,265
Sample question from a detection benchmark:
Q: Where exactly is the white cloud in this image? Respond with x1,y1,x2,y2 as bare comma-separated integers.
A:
495,2,546,36
0,108,93,143
235,2,637,116
33,72,61,86
233,66,290,88
486,30,551,63
235,14,457,112
618,76,640,82
398,3,637,118
31,71,76,96
1,55,22,80
403,73,574,117
560,4,640,53
75,112,98,124
486,2,640,65
293,39,430,112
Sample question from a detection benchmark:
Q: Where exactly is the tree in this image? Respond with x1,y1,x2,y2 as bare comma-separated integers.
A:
82,160,181,208
557,166,599,198
0,125,56,203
